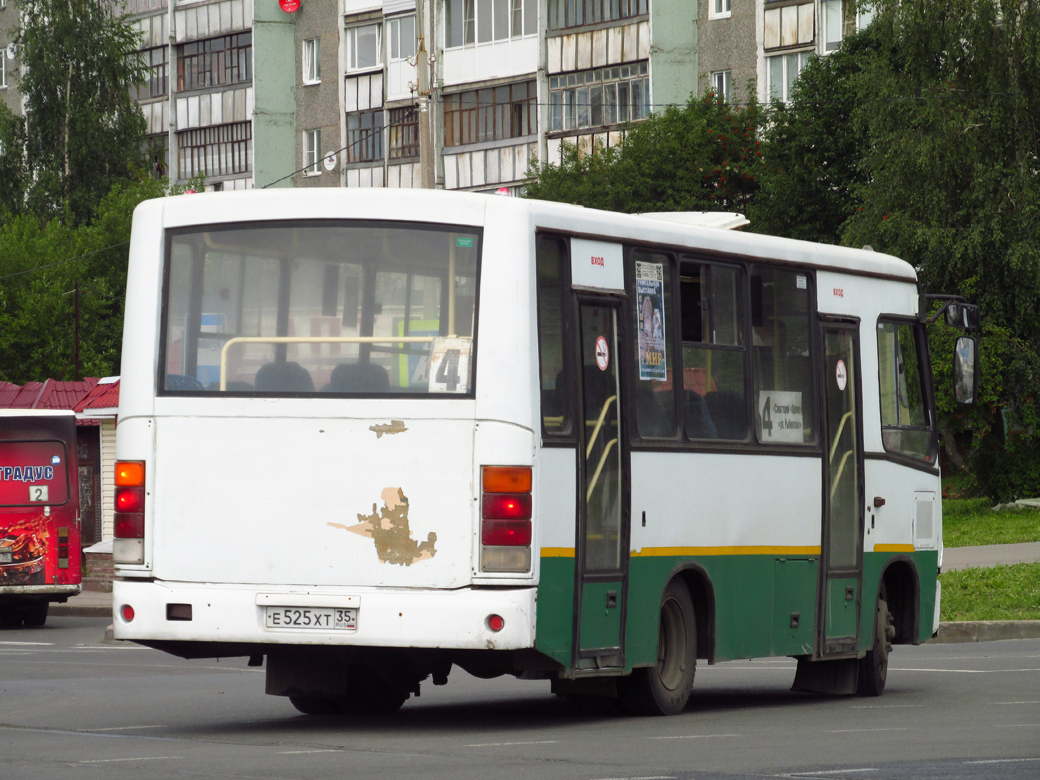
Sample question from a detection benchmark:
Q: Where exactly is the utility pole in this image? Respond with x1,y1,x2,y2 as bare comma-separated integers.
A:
415,0,435,189
73,281,80,382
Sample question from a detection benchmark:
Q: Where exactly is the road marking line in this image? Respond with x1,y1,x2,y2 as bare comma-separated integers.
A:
889,667,1040,674
278,749,343,754
995,724,1040,728
589,777,676,780
998,701,1040,704
79,757,175,763
91,726,167,731
647,734,741,740
0,641,54,646
848,704,922,709
465,740,558,747
824,728,908,733
783,770,879,776
967,758,1040,764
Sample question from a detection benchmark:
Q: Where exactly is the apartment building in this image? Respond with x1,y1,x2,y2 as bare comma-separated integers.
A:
0,0,20,119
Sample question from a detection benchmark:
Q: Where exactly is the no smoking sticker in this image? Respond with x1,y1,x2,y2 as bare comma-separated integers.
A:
835,359,847,391
595,336,610,371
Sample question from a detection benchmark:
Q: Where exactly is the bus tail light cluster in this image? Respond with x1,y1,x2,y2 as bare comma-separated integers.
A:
480,466,532,573
114,461,146,565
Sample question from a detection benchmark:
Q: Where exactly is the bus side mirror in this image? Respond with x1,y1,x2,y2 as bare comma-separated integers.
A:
953,336,979,405
945,302,980,330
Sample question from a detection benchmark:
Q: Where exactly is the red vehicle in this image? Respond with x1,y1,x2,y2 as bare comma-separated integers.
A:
0,411,82,627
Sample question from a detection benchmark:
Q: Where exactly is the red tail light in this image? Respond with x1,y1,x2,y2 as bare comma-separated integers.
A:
114,461,145,542
115,487,144,513
481,466,533,569
115,512,144,539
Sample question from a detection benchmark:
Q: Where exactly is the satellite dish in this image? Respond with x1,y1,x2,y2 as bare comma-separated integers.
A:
322,153,336,172
5,43,16,60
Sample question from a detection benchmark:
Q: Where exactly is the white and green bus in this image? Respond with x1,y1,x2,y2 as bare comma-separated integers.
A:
112,189,978,715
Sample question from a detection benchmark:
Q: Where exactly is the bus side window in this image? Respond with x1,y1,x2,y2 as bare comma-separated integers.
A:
750,266,815,445
877,320,935,462
679,261,747,441
536,236,571,436
631,251,677,439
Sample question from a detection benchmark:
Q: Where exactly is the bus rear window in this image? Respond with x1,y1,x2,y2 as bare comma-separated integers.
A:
0,441,69,507
160,222,480,396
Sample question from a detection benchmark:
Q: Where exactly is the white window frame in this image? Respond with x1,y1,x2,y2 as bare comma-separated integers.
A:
710,0,731,20
0,55,6,90
304,129,321,175
711,70,731,103
856,1,875,30
388,14,416,62
303,38,320,84
822,0,844,53
346,23,382,72
767,51,811,103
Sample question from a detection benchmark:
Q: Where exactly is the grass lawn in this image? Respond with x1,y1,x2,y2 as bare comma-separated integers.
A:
942,497,1040,547
939,562,1040,621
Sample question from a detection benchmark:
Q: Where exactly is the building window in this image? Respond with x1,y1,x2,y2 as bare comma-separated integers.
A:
0,56,5,90
446,0,535,47
133,46,168,100
856,1,874,30
823,0,844,52
443,80,536,147
711,71,731,102
767,51,811,102
549,62,649,133
346,110,384,163
388,106,419,159
710,0,731,19
177,33,252,91
303,38,320,84
304,129,321,174
547,0,646,31
177,121,252,179
388,15,416,62
347,24,382,71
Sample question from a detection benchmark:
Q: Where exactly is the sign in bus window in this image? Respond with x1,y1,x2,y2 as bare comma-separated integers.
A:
160,223,479,396
631,253,677,439
750,267,814,445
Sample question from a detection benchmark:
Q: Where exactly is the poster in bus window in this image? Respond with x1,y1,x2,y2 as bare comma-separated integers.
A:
428,337,471,393
636,261,667,381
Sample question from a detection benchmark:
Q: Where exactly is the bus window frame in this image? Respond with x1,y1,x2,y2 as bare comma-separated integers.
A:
873,314,939,471
0,438,72,508
156,219,483,400
536,233,579,445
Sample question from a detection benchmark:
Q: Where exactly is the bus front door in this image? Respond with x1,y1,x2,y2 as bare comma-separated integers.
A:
819,322,864,657
574,300,629,671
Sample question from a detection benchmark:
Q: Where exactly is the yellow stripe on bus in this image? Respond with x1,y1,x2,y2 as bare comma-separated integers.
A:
540,547,576,558
631,546,821,557
873,544,916,553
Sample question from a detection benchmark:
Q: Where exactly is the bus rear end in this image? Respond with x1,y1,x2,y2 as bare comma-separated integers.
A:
0,411,82,627
113,190,542,713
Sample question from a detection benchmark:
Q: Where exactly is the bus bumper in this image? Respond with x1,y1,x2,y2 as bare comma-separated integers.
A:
112,579,537,651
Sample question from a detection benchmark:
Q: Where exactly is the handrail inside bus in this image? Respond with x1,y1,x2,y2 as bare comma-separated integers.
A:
586,437,619,502
829,449,854,502
586,395,618,459
828,411,855,463
217,335,440,391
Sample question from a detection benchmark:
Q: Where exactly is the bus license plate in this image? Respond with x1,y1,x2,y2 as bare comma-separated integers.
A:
0,549,11,564
265,607,357,631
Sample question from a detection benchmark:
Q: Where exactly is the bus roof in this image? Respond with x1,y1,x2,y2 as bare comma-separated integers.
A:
141,189,917,283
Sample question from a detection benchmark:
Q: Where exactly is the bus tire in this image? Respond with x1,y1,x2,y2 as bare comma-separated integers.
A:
23,602,48,627
289,695,340,715
0,607,23,628
617,581,696,716
338,664,409,715
858,598,894,697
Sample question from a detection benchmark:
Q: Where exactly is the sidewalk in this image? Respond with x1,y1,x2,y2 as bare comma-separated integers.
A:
52,542,1040,642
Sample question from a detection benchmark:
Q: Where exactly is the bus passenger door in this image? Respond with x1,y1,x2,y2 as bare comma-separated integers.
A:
574,300,629,671
819,321,864,657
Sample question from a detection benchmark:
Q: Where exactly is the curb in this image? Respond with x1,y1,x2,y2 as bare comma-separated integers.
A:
930,620,1040,643
50,603,112,619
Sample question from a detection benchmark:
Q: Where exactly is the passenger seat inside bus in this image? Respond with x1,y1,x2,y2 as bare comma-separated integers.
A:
254,361,314,393
323,362,390,393
704,390,747,440
684,391,718,439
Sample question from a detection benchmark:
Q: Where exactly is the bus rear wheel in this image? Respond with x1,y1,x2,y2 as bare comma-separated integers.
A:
858,598,895,696
289,695,341,715
618,581,696,716
23,602,48,627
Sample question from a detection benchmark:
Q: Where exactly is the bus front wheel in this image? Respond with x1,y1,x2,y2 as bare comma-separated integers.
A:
618,581,696,716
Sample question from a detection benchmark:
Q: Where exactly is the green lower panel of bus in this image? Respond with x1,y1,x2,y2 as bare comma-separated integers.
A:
535,549,940,673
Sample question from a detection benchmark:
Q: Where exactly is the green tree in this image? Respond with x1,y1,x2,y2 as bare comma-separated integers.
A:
751,26,881,244
525,93,764,213
0,102,26,218
17,0,148,225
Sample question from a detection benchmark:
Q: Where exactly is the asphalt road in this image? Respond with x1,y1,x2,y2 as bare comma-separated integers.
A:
1,618,1038,780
